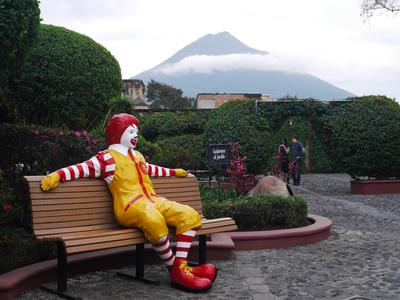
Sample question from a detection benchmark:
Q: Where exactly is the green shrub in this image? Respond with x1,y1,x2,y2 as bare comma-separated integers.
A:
199,185,238,203
0,0,40,80
0,123,104,176
138,111,210,140
152,135,206,170
201,187,308,230
204,101,273,174
9,24,122,129
322,96,400,179
136,136,162,161
0,0,40,122
0,227,55,275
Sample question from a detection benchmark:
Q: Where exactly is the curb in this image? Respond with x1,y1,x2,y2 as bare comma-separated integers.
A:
0,214,331,299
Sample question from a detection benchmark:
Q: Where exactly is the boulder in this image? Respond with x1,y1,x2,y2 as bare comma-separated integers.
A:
248,175,294,197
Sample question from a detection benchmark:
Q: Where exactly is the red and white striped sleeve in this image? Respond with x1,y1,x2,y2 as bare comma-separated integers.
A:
146,163,176,177
56,151,116,184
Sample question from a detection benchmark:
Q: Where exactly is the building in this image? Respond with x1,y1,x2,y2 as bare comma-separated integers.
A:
122,79,146,106
196,93,270,109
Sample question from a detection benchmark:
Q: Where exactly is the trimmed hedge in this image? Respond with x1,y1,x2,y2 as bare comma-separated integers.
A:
204,100,332,174
0,0,40,80
322,96,400,179
201,187,309,230
138,111,210,140
9,24,122,129
153,134,206,170
0,0,40,122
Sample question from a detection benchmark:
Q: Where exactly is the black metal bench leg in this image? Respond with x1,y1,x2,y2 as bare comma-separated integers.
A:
198,235,207,265
39,242,81,299
117,244,159,285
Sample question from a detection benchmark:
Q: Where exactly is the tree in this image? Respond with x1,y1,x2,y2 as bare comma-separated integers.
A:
361,0,400,17
9,24,122,129
146,79,194,109
0,0,41,122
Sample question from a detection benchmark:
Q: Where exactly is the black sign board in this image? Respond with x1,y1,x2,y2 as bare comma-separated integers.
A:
207,144,230,166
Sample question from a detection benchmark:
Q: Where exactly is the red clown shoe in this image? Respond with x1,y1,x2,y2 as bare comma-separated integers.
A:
190,263,218,283
170,259,212,293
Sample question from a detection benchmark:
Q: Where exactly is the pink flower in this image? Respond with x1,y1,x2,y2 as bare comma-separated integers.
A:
58,131,64,136
73,131,81,137
82,130,89,138
3,203,13,211
91,139,97,145
32,129,40,136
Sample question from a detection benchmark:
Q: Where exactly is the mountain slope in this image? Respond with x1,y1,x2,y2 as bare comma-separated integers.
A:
133,32,355,100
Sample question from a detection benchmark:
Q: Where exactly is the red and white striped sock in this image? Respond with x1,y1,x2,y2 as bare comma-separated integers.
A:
153,235,175,269
175,229,197,260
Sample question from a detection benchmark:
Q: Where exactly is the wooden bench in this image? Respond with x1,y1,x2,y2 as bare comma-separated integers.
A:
24,174,237,299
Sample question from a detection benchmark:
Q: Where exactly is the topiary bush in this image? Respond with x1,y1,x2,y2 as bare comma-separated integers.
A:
201,187,309,230
9,24,122,129
322,96,400,179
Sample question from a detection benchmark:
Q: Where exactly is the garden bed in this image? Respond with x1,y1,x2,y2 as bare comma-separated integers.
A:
351,179,400,195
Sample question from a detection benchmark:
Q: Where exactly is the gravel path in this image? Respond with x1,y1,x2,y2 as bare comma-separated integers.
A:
19,174,400,300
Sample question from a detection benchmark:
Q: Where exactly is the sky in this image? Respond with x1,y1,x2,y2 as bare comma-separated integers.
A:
39,0,400,100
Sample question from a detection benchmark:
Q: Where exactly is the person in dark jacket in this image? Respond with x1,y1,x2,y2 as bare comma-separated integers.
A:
291,136,304,186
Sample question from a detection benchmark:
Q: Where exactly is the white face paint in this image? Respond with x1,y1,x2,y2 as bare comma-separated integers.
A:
120,125,139,149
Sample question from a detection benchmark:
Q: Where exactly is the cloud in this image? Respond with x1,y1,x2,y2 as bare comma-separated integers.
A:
153,53,307,75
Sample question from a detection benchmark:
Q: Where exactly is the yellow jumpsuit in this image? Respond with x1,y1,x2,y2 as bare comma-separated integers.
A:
108,149,201,244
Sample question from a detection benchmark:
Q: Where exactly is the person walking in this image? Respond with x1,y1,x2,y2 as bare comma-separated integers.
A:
278,138,290,182
291,136,304,186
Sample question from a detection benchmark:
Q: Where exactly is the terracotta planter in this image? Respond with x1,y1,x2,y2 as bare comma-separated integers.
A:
351,179,400,195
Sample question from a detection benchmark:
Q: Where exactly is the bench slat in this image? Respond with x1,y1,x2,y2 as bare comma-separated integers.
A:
32,202,112,212
33,211,114,223
47,228,140,240
33,215,116,230
30,191,111,199
35,224,119,236
30,185,110,193
64,231,144,247
29,182,199,194
31,196,111,205
32,207,111,218
67,238,147,254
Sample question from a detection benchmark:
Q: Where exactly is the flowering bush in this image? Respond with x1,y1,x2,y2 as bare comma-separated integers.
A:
226,144,256,194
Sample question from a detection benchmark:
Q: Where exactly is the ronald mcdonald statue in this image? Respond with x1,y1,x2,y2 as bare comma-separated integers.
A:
41,113,216,292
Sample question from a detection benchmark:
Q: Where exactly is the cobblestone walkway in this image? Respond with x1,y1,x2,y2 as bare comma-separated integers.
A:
19,174,400,300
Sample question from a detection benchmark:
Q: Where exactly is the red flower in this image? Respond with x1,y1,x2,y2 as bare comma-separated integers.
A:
3,203,13,211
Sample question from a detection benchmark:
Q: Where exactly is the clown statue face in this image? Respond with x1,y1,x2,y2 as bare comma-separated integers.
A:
120,125,139,149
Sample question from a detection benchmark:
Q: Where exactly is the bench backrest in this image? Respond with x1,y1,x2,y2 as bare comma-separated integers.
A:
24,175,202,238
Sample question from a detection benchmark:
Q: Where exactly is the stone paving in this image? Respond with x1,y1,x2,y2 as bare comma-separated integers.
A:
19,174,400,300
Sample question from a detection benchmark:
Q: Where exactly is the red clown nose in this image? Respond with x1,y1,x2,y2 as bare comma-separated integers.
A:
106,113,140,145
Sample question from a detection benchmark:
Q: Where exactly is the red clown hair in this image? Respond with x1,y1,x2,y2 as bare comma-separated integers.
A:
106,113,140,145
